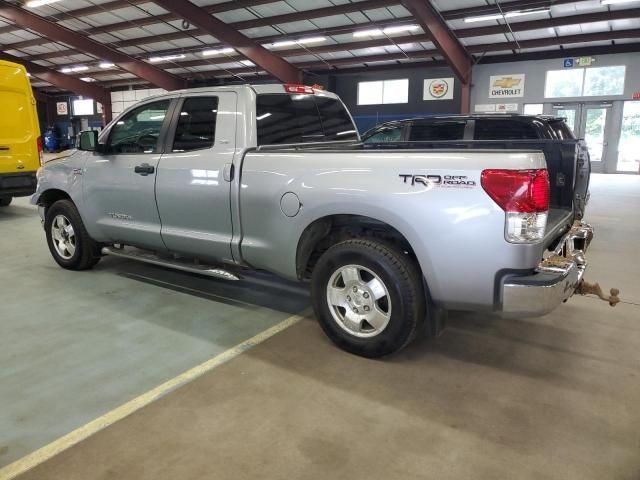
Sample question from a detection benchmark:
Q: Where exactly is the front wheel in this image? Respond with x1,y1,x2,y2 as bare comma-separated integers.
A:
0,197,12,207
311,239,425,358
45,199,101,270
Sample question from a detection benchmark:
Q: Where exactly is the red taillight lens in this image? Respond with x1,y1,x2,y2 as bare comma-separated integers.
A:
37,135,44,166
481,169,549,213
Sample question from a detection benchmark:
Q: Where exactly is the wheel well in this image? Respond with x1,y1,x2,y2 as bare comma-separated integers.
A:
38,189,71,215
296,214,418,280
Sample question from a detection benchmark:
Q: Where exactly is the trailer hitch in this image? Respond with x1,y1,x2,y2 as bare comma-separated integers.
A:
576,280,620,307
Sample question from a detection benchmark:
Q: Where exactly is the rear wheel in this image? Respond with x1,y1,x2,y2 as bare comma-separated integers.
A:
45,199,101,270
311,239,425,358
0,197,12,207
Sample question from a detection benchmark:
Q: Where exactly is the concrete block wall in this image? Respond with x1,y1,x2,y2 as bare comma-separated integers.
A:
110,88,167,117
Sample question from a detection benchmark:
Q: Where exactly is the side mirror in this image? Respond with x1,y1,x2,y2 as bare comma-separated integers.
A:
78,130,99,151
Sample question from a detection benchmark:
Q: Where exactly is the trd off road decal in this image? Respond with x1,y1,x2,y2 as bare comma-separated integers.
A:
399,174,476,188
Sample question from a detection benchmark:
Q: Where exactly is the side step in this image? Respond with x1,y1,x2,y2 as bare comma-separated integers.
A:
101,246,241,281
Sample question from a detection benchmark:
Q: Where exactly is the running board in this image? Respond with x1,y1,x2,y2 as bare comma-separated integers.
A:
101,246,241,281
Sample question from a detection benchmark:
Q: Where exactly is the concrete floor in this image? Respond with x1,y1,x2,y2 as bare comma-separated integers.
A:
1,174,639,479
0,198,309,467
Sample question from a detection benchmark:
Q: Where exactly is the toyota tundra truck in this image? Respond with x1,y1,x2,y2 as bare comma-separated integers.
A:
31,84,612,358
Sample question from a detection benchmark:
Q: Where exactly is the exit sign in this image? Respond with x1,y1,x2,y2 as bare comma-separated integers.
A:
576,56,593,67
633,92,640,100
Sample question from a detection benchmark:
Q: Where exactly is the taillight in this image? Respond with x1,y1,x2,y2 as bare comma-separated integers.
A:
37,135,44,166
481,169,550,244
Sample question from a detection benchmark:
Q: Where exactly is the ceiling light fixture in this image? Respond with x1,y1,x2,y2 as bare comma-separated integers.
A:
99,62,115,69
25,0,62,8
60,65,89,73
601,0,638,4
353,24,419,37
80,77,95,82
148,54,185,63
464,8,550,23
202,47,235,56
269,36,327,48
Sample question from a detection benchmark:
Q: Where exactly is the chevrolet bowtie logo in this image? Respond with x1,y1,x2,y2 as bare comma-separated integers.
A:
493,77,521,89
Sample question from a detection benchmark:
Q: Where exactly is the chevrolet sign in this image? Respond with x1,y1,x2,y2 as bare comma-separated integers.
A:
489,74,525,98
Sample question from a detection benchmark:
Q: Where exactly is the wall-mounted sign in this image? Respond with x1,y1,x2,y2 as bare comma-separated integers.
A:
96,102,103,114
489,74,525,98
496,103,518,113
475,104,496,113
563,58,574,68
576,56,593,67
56,102,68,115
633,92,640,100
423,77,455,101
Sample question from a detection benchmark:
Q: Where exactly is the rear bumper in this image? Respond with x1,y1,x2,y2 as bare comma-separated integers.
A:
0,172,37,197
501,221,593,317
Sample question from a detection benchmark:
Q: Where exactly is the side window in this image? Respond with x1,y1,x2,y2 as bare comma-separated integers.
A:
474,119,539,140
172,97,219,152
409,121,466,141
107,100,170,154
256,94,324,145
364,126,403,143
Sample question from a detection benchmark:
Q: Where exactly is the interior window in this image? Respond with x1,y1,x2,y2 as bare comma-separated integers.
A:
107,100,170,154
173,97,219,152
474,119,539,140
364,126,403,143
409,121,466,141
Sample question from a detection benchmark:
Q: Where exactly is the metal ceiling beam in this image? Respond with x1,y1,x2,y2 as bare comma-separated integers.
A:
456,8,640,38
440,0,589,20
468,28,640,52
0,51,112,122
2,0,397,51
0,0,277,36
0,2,185,91
22,18,418,64
54,33,434,75
400,0,472,86
152,0,302,83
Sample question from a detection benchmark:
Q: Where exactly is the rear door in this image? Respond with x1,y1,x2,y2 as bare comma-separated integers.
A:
155,92,237,263
0,61,39,175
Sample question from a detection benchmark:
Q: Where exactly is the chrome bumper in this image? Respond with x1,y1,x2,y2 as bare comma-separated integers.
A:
502,221,594,317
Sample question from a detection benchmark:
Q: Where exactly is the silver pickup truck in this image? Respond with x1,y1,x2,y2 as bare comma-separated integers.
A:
32,84,605,357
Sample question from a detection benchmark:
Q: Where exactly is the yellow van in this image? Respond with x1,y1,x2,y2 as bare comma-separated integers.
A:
0,59,41,207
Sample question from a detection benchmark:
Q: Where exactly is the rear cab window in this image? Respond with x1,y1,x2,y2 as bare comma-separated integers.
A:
256,92,358,145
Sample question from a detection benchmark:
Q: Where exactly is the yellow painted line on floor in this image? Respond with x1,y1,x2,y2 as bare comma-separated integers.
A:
0,309,309,480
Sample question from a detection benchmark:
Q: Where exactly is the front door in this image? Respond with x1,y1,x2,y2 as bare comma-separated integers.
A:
155,92,237,264
83,98,174,251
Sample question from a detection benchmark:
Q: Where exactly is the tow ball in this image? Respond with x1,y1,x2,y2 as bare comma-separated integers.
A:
576,280,620,307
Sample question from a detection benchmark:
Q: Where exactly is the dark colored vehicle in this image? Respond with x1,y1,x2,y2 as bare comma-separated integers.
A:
362,114,591,224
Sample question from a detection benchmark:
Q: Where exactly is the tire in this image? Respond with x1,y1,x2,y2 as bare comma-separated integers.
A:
0,197,12,207
311,239,425,358
45,199,101,270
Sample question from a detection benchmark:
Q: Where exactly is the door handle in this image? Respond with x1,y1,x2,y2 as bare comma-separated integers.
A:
134,163,155,176
223,163,234,182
